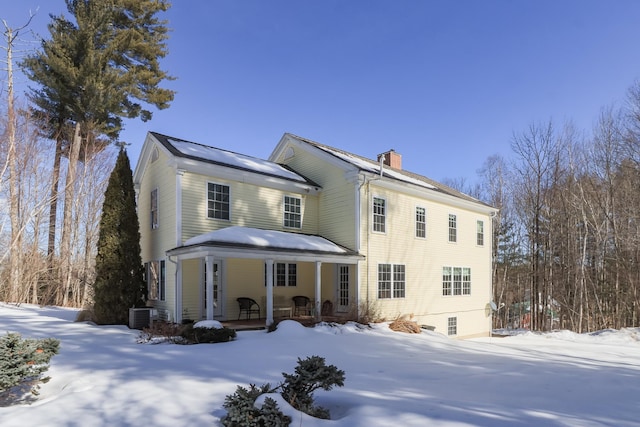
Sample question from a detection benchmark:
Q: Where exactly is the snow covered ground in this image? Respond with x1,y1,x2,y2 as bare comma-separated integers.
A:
0,303,638,427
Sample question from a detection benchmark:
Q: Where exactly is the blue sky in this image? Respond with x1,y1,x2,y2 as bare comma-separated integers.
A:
4,1,640,184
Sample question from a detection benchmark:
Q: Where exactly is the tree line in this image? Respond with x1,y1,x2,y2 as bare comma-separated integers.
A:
2,2,639,332
472,86,640,332
1,0,173,311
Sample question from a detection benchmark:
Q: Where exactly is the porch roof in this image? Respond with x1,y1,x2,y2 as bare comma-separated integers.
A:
166,226,364,264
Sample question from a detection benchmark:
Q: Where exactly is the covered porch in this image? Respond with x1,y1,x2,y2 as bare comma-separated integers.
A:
166,227,364,326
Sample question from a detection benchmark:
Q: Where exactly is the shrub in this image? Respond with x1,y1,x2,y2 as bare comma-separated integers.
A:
180,323,237,344
138,321,186,344
221,355,345,425
280,355,345,419
222,383,291,427
389,316,421,334
354,299,385,324
0,333,60,402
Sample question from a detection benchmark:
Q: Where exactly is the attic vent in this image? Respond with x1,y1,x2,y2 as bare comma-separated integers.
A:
151,146,159,163
283,146,295,161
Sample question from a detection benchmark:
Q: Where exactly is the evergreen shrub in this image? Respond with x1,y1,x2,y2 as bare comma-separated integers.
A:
180,324,237,344
0,333,60,402
221,355,345,426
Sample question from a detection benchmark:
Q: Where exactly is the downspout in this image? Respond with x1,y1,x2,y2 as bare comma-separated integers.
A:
167,254,180,324
171,169,185,323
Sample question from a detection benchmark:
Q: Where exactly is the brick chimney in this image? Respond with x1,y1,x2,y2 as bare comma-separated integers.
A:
377,149,402,170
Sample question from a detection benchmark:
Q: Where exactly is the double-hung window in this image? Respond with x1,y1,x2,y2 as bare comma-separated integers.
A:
283,196,301,228
477,220,484,246
150,188,158,229
447,317,457,336
442,266,471,296
146,260,165,301
378,264,405,299
416,206,426,238
448,214,457,242
276,263,297,286
207,182,230,220
373,197,386,233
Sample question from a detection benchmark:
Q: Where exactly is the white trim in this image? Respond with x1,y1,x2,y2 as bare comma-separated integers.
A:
176,170,184,247
206,180,232,222
265,259,274,326
173,156,320,195
169,245,362,265
372,195,387,234
205,255,214,320
415,205,426,239
282,194,302,229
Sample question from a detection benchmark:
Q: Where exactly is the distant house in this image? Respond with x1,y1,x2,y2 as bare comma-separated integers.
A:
133,132,496,338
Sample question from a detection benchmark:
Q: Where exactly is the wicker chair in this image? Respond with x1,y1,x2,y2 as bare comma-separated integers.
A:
236,297,260,320
292,295,312,316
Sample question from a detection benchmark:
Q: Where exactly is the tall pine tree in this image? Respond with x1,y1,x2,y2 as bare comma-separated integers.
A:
93,147,146,325
20,0,174,287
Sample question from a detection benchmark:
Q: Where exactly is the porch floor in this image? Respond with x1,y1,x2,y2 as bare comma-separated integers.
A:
222,315,344,331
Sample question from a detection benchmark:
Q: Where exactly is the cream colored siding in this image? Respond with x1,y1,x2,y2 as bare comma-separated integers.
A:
137,144,177,318
180,172,319,242
181,259,201,321
279,148,357,250
223,259,324,319
358,182,492,337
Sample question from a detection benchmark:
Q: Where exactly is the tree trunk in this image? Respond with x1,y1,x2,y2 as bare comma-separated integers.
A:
60,122,82,306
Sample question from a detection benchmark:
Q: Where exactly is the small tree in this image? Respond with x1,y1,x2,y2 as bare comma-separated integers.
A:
93,147,146,324
222,355,345,426
0,333,60,401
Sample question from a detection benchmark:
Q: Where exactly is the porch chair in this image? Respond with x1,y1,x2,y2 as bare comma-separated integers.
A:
236,297,260,320
292,295,312,316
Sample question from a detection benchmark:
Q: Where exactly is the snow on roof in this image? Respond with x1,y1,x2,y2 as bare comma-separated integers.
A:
166,137,307,182
312,144,436,189
184,226,348,254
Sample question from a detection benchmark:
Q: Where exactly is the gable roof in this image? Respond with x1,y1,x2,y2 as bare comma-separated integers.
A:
278,133,492,208
150,131,320,187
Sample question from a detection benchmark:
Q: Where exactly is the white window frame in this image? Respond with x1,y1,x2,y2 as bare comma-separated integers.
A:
448,214,457,243
447,317,457,336
265,262,297,287
283,195,302,229
377,263,405,299
415,206,426,238
477,220,484,246
150,188,158,230
442,266,471,296
373,196,386,233
146,259,166,301
207,182,230,221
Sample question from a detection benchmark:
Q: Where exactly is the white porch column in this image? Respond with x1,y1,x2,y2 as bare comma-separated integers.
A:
315,261,322,318
175,260,183,324
206,255,214,320
265,259,274,326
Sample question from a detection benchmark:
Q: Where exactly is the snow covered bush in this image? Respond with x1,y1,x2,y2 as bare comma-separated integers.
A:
221,355,345,425
280,355,345,419
222,383,291,427
0,333,60,402
180,320,236,344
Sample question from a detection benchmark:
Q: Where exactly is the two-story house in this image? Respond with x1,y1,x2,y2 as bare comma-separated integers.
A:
133,131,496,338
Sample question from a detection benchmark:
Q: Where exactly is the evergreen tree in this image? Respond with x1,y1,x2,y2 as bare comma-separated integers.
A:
93,147,146,325
20,0,175,274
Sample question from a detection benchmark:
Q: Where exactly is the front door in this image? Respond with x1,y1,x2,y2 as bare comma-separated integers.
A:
203,261,223,318
337,265,350,313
